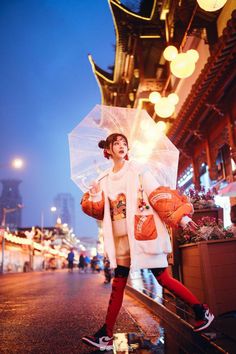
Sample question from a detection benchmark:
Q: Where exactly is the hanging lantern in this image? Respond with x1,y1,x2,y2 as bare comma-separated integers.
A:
197,0,227,12
186,49,199,63
129,92,134,101
156,121,167,133
163,45,178,61
167,93,179,106
133,68,139,78
149,91,161,104
155,97,175,118
170,53,195,78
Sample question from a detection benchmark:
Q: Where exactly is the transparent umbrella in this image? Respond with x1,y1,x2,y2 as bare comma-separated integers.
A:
68,104,179,192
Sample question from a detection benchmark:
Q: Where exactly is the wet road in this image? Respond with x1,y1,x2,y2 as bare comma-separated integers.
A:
0,270,143,354
1,269,229,354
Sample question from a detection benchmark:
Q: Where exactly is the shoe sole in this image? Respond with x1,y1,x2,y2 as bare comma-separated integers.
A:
194,314,215,332
82,337,113,351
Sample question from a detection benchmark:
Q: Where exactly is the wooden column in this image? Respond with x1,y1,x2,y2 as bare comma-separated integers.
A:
204,137,217,181
191,156,200,189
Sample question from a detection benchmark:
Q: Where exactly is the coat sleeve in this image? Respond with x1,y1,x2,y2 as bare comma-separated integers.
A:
141,168,193,228
80,191,105,221
148,186,193,228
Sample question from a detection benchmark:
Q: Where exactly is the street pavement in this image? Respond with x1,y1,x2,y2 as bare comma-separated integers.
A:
0,269,147,354
1,269,235,353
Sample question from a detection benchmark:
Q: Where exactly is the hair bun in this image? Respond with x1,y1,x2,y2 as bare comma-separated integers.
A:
98,140,107,149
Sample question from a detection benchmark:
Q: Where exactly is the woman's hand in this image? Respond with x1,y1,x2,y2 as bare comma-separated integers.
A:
89,181,100,194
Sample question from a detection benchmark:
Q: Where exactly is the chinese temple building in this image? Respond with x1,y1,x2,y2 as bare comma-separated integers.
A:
89,0,236,211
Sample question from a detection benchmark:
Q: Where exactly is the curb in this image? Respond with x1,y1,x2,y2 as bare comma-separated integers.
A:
126,284,228,354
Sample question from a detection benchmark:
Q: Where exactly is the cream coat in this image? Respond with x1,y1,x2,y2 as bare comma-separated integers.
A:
92,161,172,270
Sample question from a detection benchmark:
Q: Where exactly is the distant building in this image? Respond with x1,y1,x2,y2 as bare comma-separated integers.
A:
0,179,23,230
53,193,75,231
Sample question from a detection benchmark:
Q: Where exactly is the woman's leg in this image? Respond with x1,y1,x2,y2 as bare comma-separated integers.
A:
150,267,200,306
150,267,214,331
105,263,130,337
105,233,131,337
82,261,130,350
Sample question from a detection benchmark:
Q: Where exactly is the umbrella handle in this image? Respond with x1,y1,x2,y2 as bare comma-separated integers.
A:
97,175,108,182
82,173,108,191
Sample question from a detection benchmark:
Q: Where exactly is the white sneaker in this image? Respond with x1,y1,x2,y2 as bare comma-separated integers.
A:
193,304,214,332
82,324,113,351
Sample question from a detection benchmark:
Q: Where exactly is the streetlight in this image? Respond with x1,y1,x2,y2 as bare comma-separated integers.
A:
41,206,57,231
11,158,24,169
40,206,57,270
0,157,25,170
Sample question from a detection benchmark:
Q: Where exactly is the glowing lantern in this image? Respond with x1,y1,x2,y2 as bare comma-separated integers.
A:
133,68,139,78
197,0,227,12
167,93,179,105
155,97,175,118
163,45,178,61
186,49,199,63
149,91,161,104
129,92,134,101
170,53,195,78
156,121,167,133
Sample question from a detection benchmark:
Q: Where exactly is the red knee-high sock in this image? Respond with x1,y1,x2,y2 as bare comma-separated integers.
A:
105,276,128,337
156,269,200,306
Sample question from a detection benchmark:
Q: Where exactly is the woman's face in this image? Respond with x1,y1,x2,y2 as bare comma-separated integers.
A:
108,136,128,160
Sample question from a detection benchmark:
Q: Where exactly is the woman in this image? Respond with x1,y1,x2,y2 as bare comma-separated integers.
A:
81,133,214,351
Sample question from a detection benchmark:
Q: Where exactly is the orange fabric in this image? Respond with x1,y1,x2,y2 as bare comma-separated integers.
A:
81,191,105,220
134,215,157,240
149,187,193,228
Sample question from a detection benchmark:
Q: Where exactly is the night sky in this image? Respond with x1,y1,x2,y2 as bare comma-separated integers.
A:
0,0,115,237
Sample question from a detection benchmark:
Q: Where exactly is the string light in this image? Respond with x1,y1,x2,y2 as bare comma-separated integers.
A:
3,231,67,257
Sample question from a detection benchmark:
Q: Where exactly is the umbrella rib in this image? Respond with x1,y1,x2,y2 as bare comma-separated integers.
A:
104,111,124,131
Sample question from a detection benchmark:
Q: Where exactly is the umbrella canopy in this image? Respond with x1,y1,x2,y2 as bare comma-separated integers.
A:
218,182,236,197
68,105,179,192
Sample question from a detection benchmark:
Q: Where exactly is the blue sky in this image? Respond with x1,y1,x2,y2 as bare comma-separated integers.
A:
0,0,115,236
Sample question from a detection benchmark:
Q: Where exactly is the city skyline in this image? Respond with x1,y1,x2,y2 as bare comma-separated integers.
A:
0,0,115,237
